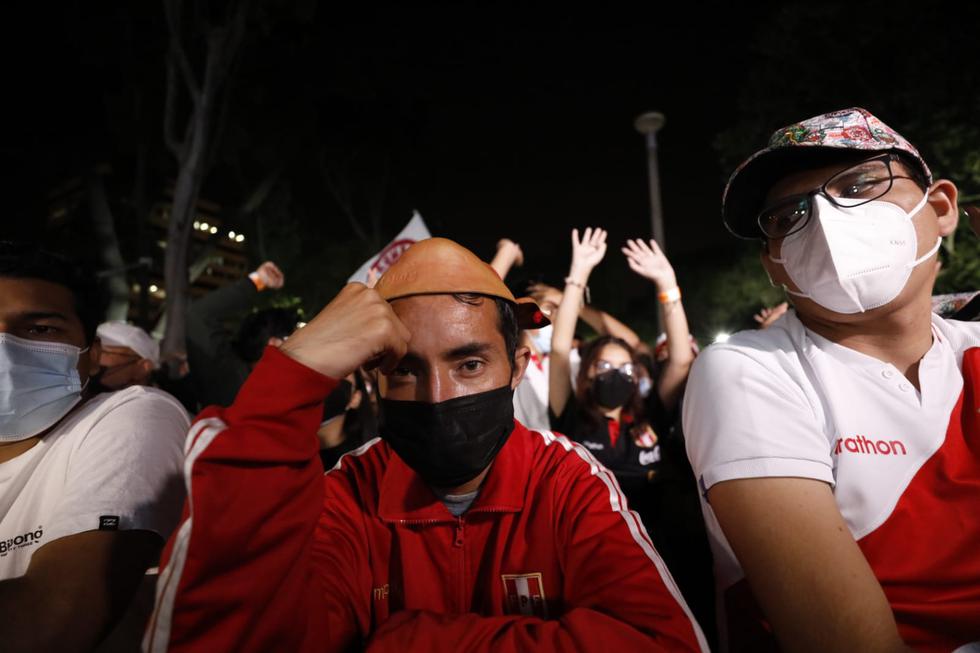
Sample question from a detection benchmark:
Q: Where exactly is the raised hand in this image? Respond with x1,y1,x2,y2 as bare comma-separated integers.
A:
754,302,789,329
254,261,285,290
496,238,525,267
569,227,608,280
622,238,676,290
279,283,412,379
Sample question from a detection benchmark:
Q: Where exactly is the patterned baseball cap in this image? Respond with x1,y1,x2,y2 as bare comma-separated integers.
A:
722,107,933,238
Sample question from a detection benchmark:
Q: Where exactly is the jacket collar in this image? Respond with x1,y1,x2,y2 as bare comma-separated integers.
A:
377,420,530,523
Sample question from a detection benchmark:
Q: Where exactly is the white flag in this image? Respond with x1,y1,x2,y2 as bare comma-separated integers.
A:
347,211,432,284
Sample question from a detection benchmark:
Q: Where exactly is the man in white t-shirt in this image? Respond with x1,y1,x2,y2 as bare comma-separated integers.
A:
683,108,980,651
0,243,188,651
96,321,160,390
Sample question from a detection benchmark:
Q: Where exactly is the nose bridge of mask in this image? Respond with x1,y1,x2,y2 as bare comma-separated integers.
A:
0,334,86,441
0,332,84,356
0,334,83,379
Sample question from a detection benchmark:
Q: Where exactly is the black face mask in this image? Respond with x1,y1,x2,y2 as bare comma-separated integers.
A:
378,385,515,488
592,370,635,409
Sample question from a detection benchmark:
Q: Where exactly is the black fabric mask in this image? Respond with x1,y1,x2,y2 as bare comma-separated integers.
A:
378,384,515,488
592,370,635,409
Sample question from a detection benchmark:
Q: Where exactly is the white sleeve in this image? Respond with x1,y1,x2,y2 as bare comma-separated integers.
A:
683,345,834,493
45,390,189,544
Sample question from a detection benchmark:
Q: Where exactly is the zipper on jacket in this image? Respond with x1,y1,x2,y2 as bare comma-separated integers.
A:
453,517,465,547
453,516,466,613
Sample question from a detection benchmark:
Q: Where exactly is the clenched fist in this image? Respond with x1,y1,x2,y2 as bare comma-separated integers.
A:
279,283,412,380
253,261,285,290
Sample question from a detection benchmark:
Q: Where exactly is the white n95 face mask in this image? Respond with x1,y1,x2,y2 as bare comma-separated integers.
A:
770,192,940,314
0,333,87,441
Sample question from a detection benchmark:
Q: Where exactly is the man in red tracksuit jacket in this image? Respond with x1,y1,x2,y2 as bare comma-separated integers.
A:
144,238,707,652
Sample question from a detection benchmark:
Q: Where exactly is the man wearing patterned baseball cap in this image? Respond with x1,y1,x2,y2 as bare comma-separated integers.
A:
147,237,707,652
683,108,980,651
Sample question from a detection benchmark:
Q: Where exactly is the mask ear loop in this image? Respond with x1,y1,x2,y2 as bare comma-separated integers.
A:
906,191,941,269
767,237,811,298
911,237,942,268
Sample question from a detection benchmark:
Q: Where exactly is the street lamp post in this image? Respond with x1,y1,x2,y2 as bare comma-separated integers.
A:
634,111,667,335
634,111,667,251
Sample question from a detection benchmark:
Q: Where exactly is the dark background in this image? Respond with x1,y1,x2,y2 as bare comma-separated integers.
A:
3,1,978,338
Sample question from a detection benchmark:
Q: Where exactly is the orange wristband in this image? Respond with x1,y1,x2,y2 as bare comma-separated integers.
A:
658,287,681,303
249,271,266,291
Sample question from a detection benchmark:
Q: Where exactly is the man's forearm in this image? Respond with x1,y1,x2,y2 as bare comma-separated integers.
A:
579,305,641,349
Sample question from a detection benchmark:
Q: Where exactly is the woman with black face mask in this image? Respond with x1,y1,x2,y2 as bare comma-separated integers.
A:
548,229,718,646
550,335,664,494
548,228,696,495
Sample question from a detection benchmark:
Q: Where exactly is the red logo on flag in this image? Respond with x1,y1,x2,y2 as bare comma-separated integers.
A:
370,239,416,276
501,573,548,618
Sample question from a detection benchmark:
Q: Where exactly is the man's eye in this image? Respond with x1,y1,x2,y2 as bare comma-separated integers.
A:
460,360,484,373
837,176,888,199
26,325,57,335
390,367,414,378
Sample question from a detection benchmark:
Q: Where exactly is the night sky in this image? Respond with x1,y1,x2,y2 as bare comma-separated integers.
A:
2,1,977,331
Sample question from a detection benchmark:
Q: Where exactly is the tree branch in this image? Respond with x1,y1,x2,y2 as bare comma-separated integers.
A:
200,0,249,174
163,53,186,157
163,0,202,99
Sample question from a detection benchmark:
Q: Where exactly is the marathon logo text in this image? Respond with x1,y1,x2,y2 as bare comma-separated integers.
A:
834,436,907,456
0,526,43,556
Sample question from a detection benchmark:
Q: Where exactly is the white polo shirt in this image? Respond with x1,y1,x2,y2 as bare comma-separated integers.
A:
683,310,980,651
0,386,188,579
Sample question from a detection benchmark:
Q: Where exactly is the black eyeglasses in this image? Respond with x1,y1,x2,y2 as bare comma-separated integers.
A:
757,154,921,240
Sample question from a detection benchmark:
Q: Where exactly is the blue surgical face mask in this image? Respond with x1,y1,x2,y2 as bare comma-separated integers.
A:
0,333,88,442
529,324,553,355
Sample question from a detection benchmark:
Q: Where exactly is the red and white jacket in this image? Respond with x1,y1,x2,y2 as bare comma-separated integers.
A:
145,347,707,652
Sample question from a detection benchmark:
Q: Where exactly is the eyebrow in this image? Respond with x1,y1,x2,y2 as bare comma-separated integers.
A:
443,342,494,360
393,342,496,370
20,311,70,322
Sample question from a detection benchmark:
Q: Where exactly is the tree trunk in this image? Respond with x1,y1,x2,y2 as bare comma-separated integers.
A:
160,104,209,364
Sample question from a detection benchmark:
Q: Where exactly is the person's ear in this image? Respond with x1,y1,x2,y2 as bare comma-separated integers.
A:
510,344,531,390
927,179,959,237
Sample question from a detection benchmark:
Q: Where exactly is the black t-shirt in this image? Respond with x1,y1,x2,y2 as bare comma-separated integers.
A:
549,391,672,495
